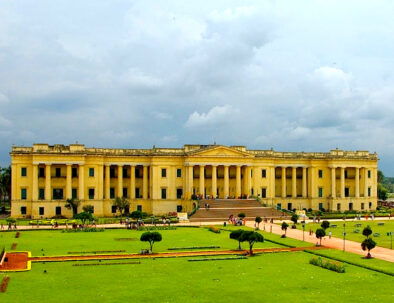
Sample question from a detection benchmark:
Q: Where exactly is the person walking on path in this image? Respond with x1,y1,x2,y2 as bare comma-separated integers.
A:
329,231,332,239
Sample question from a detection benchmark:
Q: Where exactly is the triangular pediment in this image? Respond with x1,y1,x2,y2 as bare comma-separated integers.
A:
187,146,252,158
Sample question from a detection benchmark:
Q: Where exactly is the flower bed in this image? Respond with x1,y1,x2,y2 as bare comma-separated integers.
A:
137,226,177,231
309,256,345,273
208,226,220,233
29,219,77,226
0,276,10,293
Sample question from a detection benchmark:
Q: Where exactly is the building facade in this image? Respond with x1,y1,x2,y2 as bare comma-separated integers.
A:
10,144,378,218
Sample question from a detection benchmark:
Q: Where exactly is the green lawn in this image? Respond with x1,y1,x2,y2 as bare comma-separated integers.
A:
293,220,394,249
1,227,393,302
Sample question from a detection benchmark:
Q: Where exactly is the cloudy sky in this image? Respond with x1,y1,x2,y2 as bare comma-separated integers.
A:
1,0,394,175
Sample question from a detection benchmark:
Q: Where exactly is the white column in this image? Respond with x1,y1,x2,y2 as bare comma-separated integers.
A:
281,167,286,198
105,165,110,200
292,167,297,198
45,164,51,201
188,165,194,198
224,165,229,198
199,165,205,197
302,167,307,198
211,165,217,198
355,167,360,198
66,164,72,200
331,167,336,198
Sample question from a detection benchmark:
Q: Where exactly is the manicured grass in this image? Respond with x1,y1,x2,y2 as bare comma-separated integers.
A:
1,252,393,303
293,220,394,249
0,227,282,256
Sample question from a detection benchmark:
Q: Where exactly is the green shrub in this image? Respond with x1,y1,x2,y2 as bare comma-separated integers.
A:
309,256,345,273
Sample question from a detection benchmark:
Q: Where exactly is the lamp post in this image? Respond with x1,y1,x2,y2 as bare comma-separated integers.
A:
302,223,305,242
343,222,346,252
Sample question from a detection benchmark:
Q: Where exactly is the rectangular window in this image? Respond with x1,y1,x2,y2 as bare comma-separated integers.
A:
177,168,182,178
111,205,117,214
21,167,27,177
55,206,62,215
20,206,26,215
277,203,282,210
161,188,167,199
137,205,142,212
319,203,323,210
88,188,95,199
262,188,267,198
39,207,44,216
110,188,115,199
369,202,372,209
318,170,323,178
123,188,128,198
110,168,115,178
345,187,350,197
135,169,141,178
39,167,45,177
55,167,61,177
337,203,341,211
345,170,348,179
262,169,266,178
349,202,353,211
123,167,128,178
161,168,167,178
318,187,323,198
251,169,253,177
39,188,45,200
251,188,254,196
361,203,364,210
89,168,94,177
135,188,140,198
72,167,78,178
368,187,371,197
21,188,27,200
176,188,183,199
287,203,292,211
368,170,371,178
72,188,77,199
53,189,64,200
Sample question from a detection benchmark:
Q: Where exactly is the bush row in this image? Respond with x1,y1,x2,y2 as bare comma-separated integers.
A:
62,227,105,233
137,226,177,231
309,256,345,273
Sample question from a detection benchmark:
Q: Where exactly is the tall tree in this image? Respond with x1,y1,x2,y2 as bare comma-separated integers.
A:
113,197,130,218
230,229,244,249
0,166,11,201
239,231,264,255
316,228,326,246
65,198,80,216
140,232,162,252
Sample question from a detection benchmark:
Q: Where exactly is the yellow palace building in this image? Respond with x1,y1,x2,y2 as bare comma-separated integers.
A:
10,143,378,218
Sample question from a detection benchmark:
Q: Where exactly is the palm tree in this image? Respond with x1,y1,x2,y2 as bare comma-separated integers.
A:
65,198,80,216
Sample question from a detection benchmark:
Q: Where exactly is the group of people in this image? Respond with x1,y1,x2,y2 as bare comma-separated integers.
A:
0,222,17,230
228,214,245,226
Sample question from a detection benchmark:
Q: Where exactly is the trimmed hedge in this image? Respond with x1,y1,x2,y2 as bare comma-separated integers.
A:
309,256,345,273
62,227,104,233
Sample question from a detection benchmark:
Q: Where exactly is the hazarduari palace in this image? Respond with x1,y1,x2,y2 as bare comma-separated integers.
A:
10,144,378,218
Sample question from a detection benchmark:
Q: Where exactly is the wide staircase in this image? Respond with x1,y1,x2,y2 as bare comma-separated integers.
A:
189,199,288,222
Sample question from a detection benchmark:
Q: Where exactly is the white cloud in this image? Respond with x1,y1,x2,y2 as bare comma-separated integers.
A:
185,105,239,127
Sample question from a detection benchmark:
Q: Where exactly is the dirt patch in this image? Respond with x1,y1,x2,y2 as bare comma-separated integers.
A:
0,276,10,293
72,261,141,266
10,243,17,250
15,232,20,238
68,250,126,254
0,252,29,271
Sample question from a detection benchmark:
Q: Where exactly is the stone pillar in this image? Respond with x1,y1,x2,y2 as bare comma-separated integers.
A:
32,164,38,201
11,164,17,201
331,167,336,198
143,165,148,199
270,166,276,199
302,167,307,198
118,165,123,198
188,165,194,199
236,165,241,198
97,164,103,200
66,164,72,200
364,168,368,197
281,167,286,198
78,165,84,200
310,167,316,198
245,166,251,197
355,167,360,198
105,165,110,200
130,165,135,199
211,165,217,198
340,167,345,198
45,164,51,201
224,165,229,198
292,167,297,198
199,165,205,197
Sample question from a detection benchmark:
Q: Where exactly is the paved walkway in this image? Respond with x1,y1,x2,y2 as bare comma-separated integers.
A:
244,221,394,263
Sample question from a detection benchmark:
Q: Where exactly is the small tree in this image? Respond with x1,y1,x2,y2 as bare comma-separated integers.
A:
140,231,162,252
65,198,80,216
255,216,262,229
82,205,94,214
131,210,147,219
238,213,246,220
291,214,299,225
281,222,289,237
239,231,264,255
74,211,93,226
112,197,130,219
321,220,330,230
230,229,244,250
362,226,372,238
361,238,376,258
316,228,326,246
